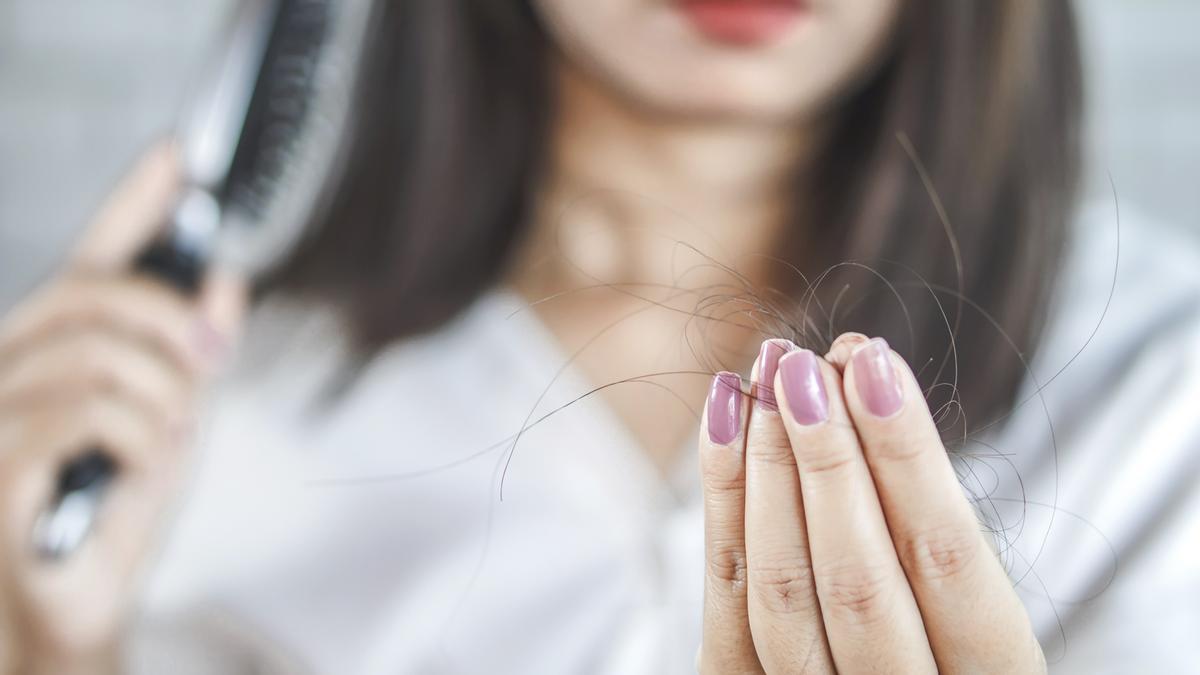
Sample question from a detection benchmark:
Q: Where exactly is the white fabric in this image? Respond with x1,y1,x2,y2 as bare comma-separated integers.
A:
127,204,1200,674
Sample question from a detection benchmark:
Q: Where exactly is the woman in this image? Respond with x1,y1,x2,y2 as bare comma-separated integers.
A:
2,0,1198,672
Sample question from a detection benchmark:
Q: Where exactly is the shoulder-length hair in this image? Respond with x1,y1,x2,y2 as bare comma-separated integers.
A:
268,1,1082,432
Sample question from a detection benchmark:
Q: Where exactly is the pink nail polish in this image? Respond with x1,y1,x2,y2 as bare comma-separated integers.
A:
778,349,829,425
754,339,796,411
852,338,904,418
169,417,195,447
707,371,742,445
193,318,228,363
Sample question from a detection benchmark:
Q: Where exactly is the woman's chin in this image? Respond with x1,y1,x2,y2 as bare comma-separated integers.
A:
609,67,824,125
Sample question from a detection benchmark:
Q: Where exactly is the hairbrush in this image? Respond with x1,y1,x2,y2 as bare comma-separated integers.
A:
32,0,375,560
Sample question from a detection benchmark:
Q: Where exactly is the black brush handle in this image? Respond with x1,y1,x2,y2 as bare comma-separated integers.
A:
35,226,207,561
134,233,207,294
57,450,119,495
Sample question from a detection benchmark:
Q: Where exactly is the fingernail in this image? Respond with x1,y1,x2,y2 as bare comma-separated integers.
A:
193,318,228,364
778,349,829,425
852,337,904,418
707,371,742,445
753,339,795,411
169,417,196,447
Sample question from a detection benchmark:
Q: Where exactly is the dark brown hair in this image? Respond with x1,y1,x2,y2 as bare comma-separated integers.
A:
269,1,1082,432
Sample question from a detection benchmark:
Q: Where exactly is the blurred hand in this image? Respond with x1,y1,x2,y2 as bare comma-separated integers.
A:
697,334,1044,674
0,144,246,675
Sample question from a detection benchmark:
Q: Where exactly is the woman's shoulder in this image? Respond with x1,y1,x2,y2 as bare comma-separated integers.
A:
989,201,1200,656
1055,200,1199,347
1027,200,1200,399
1006,199,1200,443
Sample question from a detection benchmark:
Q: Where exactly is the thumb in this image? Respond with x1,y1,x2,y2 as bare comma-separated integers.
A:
69,140,182,273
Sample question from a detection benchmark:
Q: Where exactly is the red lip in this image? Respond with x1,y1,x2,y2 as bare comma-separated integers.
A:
676,0,807,46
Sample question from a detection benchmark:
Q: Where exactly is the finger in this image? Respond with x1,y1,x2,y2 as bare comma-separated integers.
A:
823,332,868,372
742,340,834,673
698,371,761,674
69,141,181,273
841,338,1042,672
0,327,194,427
0,276,211,377
1,386,171,479
774,347,936,673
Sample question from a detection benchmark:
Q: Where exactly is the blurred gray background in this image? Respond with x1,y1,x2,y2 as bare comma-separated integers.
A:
2,1,1198,311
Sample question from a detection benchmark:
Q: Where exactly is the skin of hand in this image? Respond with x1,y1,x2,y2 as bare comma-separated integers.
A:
0,144,245,675
697,333,1045,674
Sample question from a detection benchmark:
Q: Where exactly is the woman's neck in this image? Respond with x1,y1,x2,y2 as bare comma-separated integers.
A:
509,61,816,475
516,61,811,293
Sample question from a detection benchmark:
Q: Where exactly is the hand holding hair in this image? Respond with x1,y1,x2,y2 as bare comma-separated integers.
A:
698,333,1043,674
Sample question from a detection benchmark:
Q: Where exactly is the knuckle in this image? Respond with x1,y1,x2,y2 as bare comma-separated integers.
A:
700,449,745,491
746,434,796,468
702,471,744,494
749,556,817,615
896,524,981,584
74,344,121,394
816,560,895,625
867,430,927,465
706,543,748,590
795,443,857,476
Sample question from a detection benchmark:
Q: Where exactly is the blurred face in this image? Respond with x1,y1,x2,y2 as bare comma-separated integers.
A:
531,0,903,123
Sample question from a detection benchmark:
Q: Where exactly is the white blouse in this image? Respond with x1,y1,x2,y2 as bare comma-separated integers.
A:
127,203,1200,674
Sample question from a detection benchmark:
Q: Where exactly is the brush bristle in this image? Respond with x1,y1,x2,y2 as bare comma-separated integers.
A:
222,0,333,222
